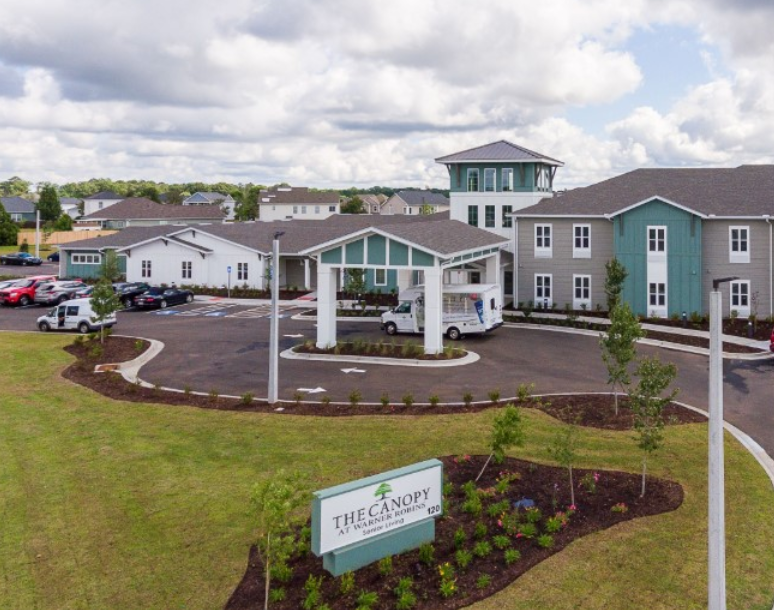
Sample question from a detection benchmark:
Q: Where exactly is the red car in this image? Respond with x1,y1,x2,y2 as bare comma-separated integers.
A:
770,329,774,353
0,275,57,306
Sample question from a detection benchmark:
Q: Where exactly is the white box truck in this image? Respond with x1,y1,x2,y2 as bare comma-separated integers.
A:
380,284,503,340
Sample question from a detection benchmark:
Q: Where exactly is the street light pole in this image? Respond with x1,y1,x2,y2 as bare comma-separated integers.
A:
267,231,285,405
709,276,736,610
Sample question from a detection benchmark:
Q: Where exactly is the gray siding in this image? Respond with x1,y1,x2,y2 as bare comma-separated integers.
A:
516,218,613,309
702,220,773,317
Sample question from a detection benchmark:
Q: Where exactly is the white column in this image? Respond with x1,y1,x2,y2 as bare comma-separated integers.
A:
268,237,281,404
513,219,519,305
708,289,726,610
423,265,443,354
303,258,311,291
316,265,338,349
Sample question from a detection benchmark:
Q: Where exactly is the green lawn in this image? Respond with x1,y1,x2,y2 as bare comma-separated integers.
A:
1,332,773,610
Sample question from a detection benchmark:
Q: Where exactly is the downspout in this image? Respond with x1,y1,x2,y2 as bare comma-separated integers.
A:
766,216,773,317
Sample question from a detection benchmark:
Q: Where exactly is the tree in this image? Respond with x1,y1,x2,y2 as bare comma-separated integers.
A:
344,269,366,296
604,258,628,312
420,203,435,215
53,214,73,231
0,176,30,196
234,198,259,221
600,302,645,415
0,203,20,246
252,471,309,610
37,184,62,222
341,196,365,214
629,356,678,497
476,403,524,481
548,423,579,507
100,250,122,283
165,188,185,205
138,185,161,203
90,278,121,344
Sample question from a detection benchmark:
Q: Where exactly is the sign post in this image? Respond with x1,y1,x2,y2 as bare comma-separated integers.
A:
312,459,443,576
227,265,232,298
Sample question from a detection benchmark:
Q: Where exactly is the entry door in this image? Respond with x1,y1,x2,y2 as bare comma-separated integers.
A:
646,226,667,317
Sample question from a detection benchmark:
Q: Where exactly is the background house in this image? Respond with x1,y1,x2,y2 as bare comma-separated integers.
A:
60,197,83,219
183,192,236,221
257,186,340,221
77,197,225,229
83,191,124,216
0,196,36,223
381,190,450,215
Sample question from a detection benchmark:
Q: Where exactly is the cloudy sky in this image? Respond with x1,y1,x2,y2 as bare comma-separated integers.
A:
0,0,773,190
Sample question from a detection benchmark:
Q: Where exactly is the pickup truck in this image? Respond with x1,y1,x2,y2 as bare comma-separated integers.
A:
0,252,43,266
0,275,57,306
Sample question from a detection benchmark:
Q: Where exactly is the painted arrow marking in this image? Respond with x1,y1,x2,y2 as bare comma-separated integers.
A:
341,367,366,374
284,333,304,338
297,387,326,394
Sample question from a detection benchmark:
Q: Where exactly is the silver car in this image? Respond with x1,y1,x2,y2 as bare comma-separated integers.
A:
33,280,87,306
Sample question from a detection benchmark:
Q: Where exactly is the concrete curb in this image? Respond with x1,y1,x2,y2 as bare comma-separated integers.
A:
503,322,773,361
105,335,165,384
280,347,480,367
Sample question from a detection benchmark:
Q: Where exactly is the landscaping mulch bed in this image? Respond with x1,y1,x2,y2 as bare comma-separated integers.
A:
295,341,466,361
62,337,707,426
225,455,683,610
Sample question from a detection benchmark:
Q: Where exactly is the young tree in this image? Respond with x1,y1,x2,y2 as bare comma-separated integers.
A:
37,184,62,222
341,196,365,214
344,268,367,297
99,250,122,283
600,302,645,415
604,258,628,312
90,278,121,344
548,424,579,507
0,203,19,246
629,356,678,497
476,403,524,481
53,214,74,231
252,471,309,610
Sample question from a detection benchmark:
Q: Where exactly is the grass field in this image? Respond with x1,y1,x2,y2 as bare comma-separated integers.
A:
1,332,773,609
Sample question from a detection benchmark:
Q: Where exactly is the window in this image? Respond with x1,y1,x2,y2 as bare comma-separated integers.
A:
730,280,751,316
293,206,298,215
412,270,424,286
485,205,495,228
729,226,750,263
573,275,591,309
502,168,513,192
11,213,21,222
238,262,249,281
72,253,102,265
315,206,320,214
302,206,307,214
573,224,591,258
467,205,479,227
374,268,387,286
484,168,496,192
534,224,552,257
142,260,152,278
648,282,666,307
467,168,480,192
648,227,666,253
181,261,192,280
536,166,550,191
329,205,336,212
98,202,103,209
502,205,513,229
535,274,552,307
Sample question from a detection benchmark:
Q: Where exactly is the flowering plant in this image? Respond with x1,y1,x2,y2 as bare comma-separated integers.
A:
580,471,600,494
453,454,471,464
611,502,629,513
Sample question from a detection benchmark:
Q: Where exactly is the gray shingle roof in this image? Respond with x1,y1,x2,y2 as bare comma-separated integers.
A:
258,187,339,205
0,196,35,213
84,191,123,200
58,226,174,251
390,190,449,207
515,165,774,218
80,197,225,221
435,140,564,166
374,218,507,256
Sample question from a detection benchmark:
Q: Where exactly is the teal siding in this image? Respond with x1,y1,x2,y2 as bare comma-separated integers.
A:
321,247,342,264
412,248,434,267
389,241,409,266
367,235,386,265
65,252,126,280
614,199,702,316
345,239,365,265
447,162,543,193
365,269,398,292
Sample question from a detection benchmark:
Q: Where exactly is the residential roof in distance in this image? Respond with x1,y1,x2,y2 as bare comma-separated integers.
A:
84,190,124,200
0,196,36,213
258,186,339,205
435,140,564,166
391,190,449,207
79,197,225,221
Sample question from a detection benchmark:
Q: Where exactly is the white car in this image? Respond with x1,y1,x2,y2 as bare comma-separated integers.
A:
36,298,117,333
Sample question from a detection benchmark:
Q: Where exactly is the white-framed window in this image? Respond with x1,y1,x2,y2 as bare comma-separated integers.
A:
467,168,480,192
467,205,478,227
302,205,307,214
238,262,248,281
535,274,552,307
502,205,512,229
293,206,298,215
730,280,751,317
315,206,320,214
485,205,495,228
484,168,496,192
502,168,513,192
573,275,591,310
573,224,591,258
648,282,666,308
141,260,152,278
412,270,424,286
11,213,22,222
729,226,750,263
536,166,550,191
181,261,192,280
534,224,552,258
72,253,102,265
648,226,666,253
98,202,104,209
374,268,387,286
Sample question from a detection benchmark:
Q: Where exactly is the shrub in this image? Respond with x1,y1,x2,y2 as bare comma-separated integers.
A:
462,391,474,406
349,389,362,407
321,395,331,406
395,591,417,610
439,578,457,598
473,522,488,539
611,502,628,513
356,590,378,610
394,576,414,596
455,548,473,570
473,540,492,558
339,571,355,595
461,495,482,517
487,499,510,518
183,385,192,397
453,526,466,549
134,339,144,352
418,543,434,566
504,548,521,565
580,471,599,494
380,392,390,407
428,394,440,407
208,388,219,403
240,392,254,405
269,587,286,602
524,506,542,523
303,574,324,610
517,522,537,538
487,389,501,404
544,516,563,533
537,534,554,548
476,574,492,589
402,392,414,408
378,555,393,576
492,534,511,549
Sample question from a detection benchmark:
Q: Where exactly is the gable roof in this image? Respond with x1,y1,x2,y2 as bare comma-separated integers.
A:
435,140,564,166
390,190,449,207
258,187,339,205
84,190,123,200
0,196,35,213
183,192,231,204
79,197,226,221
515,165,774,218
58,226,174,251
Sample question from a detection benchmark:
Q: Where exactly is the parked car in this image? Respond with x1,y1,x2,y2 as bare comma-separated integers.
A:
115,282,151,308
0,279,18,291
0,275,57,306
134,286,194,309
33,280,87,306
47,251,60,263
73,285,95,299
37,298,117,334
0,252,43,266
770,329,774,353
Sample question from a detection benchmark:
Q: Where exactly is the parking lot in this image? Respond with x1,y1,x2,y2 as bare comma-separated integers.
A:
2,295,774,455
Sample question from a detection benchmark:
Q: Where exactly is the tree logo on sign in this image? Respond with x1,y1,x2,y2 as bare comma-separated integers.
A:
374,483,392,501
